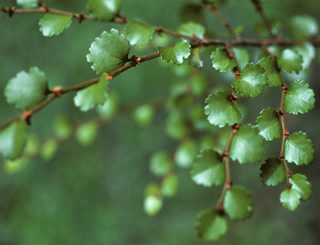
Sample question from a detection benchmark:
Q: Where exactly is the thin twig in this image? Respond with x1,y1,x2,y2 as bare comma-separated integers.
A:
250,0,275,39
0,52,160,130
202,1,240,40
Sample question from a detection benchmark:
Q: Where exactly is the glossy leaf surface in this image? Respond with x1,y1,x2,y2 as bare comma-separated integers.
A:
39,14,73,37
204,91,241,127
190,149,225,187
87,29,130,75
5,67,48,110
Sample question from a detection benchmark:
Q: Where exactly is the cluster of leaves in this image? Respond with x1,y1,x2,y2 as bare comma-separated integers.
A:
0,0,318,243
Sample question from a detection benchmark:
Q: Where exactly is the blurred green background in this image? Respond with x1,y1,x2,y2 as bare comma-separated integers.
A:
1,0,320,244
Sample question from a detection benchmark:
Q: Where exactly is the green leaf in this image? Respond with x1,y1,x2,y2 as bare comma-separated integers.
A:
166,112,189,140
39,14,73,37
210,48,236,72
74,74,108,111
97,93,119,120
189,47,203,68
280,188,301,211
285,131,314,166
75,122,98,146
177,22,205,39
124,21,156,46
195,209,227,242
287,15,318,40
87,0,122,21
232,63,267,98
255,108,282,141
0,120,27,160
41,139,58,161
223,186,253,220
293,42,315,70
258,56,282,87
158,39,191,65
277,49,303,74
133,104,154,127
284,80,315,115
17,0,39,8
161,174,178,197
204,91,241,128
5,67,48,110
150,152,172,177
87,29,130,75
232,48,249,71
190,149,225,187
230,124,265,164
260,158,286,186
175,139,197,168
4,157,29,174
53,116,73,140
289,174,311,200
144,195,162,216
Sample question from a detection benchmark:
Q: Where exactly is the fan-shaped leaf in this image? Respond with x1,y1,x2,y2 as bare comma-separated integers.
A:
289,173,311,200
255,108,282,141
190,149,225,187
177,22,205,39
280,188,301,211
210,48,236,72
258,56,282,87
224,186,253,220
277,49,303,74
39,14,73,37
195,209,228,241
87,29,130,75
232,63,267,98
158,39,191,65
74,74,108,111
284,80,315,115
285,131,314,166
87,0,122,21
260,158,286,186
0,120,27,160
124,21,156,45
230,124,265,164
5,67,48,110
204,91,241,127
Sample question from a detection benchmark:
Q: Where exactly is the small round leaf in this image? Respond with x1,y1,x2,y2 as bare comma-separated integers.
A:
190,149,225,187
5,67,48,110
39,14,73,37
195,209,228,241
223,186,253,220
284,80,315,115
255,108,282,141
260,158,286,186
232,63,267,98
280,188,301,211
87,29,130,75
285,131,314,166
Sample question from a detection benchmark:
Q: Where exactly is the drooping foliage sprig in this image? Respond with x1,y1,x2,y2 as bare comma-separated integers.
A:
0,0,318,242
